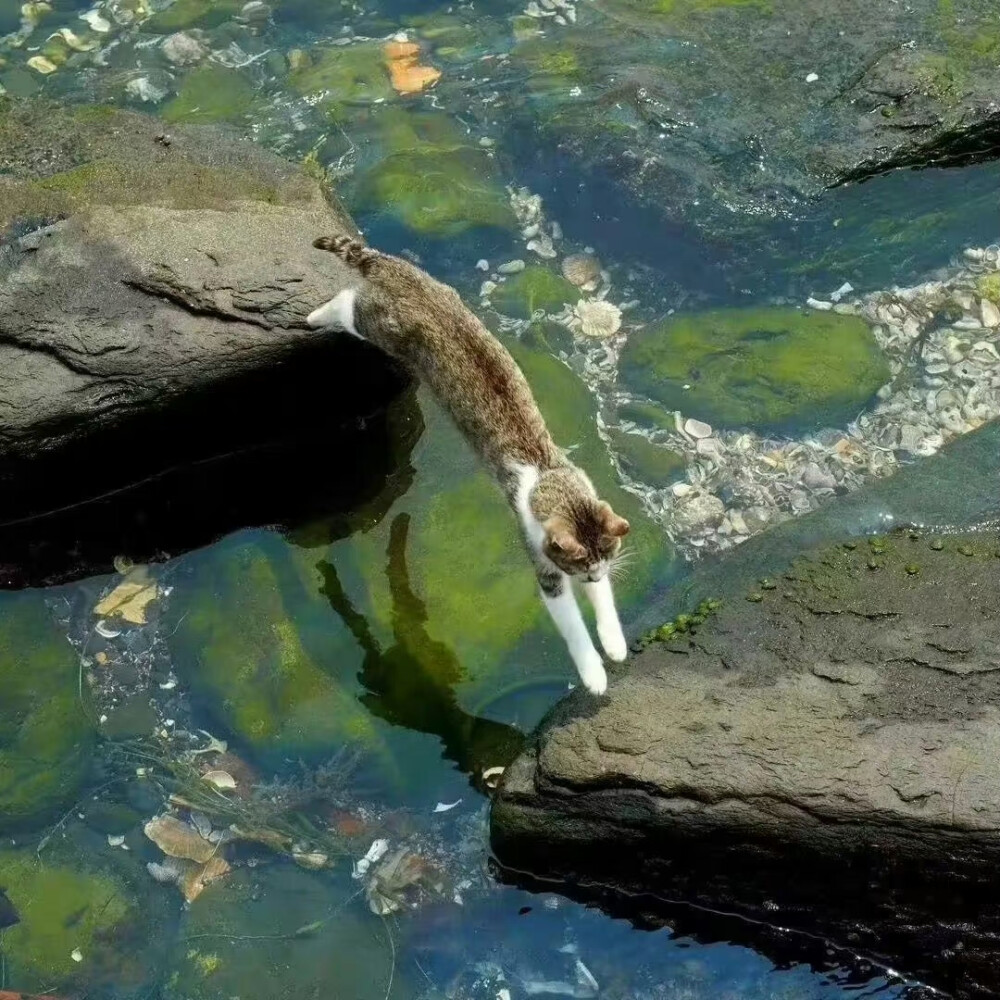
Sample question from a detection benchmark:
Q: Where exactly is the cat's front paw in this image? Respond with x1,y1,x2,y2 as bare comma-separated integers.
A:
598,622,628,663
574,647,608,696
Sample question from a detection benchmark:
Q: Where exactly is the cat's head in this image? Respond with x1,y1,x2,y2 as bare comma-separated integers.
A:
542,500,630,581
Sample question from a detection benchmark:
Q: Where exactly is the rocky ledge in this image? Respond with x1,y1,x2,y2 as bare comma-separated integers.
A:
492,424,1000,1000
0,99,408,576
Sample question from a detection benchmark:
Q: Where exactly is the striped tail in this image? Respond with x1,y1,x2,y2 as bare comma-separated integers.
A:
313,235,380,275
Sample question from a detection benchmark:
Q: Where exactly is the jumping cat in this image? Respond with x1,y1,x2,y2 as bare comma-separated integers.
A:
307,236,630,695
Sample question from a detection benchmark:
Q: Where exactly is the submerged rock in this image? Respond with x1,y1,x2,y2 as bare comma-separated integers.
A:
0,594,94,832
489,265,579,319
492,522,1000,998
353,111,515,237
619,306,889,431
169,538,382,758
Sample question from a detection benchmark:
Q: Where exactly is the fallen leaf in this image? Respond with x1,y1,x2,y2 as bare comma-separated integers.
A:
433,800,462,813
144,815,217,863
230,825,293,852
384,36,441,96
181,856,231,902
94,566,159,625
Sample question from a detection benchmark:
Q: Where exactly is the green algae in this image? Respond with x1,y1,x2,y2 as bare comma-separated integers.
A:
170,539,379,756
0,594,94,832
162,66,256,124
609,429,686,488
619,306,890,432
289,42,392,110
618,400,678,432
170,866,412,999
490,266,578,319
0,100,320,229
355,110,515,237
146,0,241,32
978,274,1000,305
0,849,144,988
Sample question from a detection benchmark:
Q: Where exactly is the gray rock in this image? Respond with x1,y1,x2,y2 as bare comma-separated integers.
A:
493,429,1000,996
0,99,385,469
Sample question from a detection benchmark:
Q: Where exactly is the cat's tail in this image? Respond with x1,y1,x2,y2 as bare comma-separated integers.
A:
313,235,380,275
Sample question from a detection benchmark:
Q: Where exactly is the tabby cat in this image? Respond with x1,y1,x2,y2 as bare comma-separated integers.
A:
307,236,630,694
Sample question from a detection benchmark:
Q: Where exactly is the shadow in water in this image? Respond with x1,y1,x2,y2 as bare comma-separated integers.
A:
320,513,526,789
0,339,420,588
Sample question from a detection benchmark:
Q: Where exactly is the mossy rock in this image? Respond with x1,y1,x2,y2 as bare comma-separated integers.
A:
162,65,256,124
491,266,578,319
355,111,515,237
618,399,678,432
145,0,242,32
0,848,149,990
288,42,392,110
169,866,412,999
0,100,321,229
169,538,379,757
619,306,890,432
978,274,1000,306
609,429,686,488
0,593,94,832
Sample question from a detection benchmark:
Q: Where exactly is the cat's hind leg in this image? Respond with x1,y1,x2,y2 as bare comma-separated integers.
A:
539,570,607,695
306,287,365,340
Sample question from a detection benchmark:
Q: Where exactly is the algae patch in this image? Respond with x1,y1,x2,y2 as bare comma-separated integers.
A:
619,306,889,431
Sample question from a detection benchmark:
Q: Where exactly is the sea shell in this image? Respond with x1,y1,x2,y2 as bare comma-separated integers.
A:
561,253,601,288
572,299,621,339
27,55,59,74
683,418,712,439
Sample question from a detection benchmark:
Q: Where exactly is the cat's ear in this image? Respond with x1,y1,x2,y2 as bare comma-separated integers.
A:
597,501,630,538
544,517,587,560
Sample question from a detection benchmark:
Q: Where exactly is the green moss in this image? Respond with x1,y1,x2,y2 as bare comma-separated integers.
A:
619,306,890,432
0,849,140,988
978,274,1000,305
491,266,578,319
609,430,686,488
612,0,770,18
0,594,94,832
618,400,678,432
171,866,412,999
289,42,392,108
356,111,515,237
511,37,585,81
162,66,255,124
170,540,379,756
521,318,574,355
146,0,241,32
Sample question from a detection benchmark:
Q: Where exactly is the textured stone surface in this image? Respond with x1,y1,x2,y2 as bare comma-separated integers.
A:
493,495,1000,996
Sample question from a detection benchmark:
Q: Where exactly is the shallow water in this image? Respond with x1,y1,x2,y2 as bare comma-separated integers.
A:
1,0,998,994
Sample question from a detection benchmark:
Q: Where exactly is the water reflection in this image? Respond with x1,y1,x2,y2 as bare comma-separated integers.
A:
321,512,526,788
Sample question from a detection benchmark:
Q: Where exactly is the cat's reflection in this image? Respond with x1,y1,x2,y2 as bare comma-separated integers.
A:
319,513,525,789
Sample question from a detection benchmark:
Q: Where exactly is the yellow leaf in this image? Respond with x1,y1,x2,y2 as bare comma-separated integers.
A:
181,856,230,903
94,566,159,624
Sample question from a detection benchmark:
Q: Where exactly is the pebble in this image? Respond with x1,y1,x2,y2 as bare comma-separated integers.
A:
806,297,833,311
527,235,557,259
982,298,1000,328
683,418,712,439
801,462,837,490
805,72,819,83
476,259,490,271
674,493,726,531
497,259,526,275
161,31,206,66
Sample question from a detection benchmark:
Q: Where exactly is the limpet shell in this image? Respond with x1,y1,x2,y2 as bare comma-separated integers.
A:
561,252,602,288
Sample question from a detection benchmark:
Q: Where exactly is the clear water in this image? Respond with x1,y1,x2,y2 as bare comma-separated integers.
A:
2,0,996,994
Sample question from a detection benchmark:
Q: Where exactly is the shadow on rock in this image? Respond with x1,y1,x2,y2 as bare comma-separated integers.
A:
0,344,419,588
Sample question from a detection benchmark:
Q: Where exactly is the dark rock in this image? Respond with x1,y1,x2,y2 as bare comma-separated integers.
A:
492,421,1000,999
508,0,1000,243
0,99,411,582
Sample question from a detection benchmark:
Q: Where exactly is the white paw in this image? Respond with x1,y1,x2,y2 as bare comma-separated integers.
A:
575,647,608,696
599,624,628,663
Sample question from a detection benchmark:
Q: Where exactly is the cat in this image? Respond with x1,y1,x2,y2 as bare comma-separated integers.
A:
307,235,630,695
